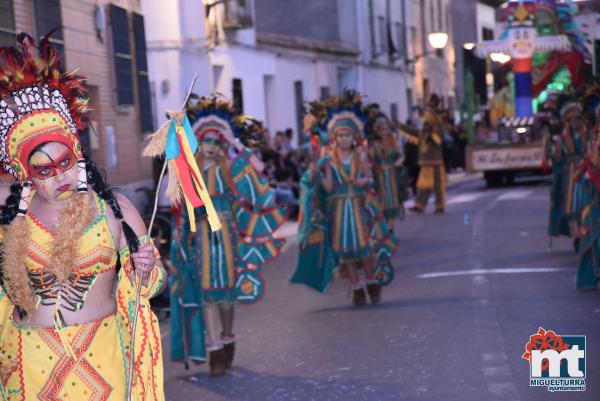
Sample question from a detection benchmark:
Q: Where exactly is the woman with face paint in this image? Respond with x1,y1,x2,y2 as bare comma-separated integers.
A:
168,96,286,376
0,35,166,400
291,91,398,306
549,96,589,251
367,108,409,229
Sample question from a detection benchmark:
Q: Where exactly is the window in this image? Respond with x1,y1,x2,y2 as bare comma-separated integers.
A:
595,40,600,76
446,3,450,37
420,0,426,53
411,26,418,58
320,86,330,100
406,88,413,121
390,103,398,127
395,22,407,60
0,0,15,46
33,0,64,65
232,78,243,114
132,12,153,132
294,81,303,146
429,0,435,34
109,4,134,105
482,27,494,41
368,0,378,57
378,16,388,55
398,0,408,59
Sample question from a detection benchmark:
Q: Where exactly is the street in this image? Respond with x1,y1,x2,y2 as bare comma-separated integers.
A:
162,177,599,401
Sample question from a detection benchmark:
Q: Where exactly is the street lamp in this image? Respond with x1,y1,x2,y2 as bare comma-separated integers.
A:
490,52,511,64
428,32,449,51
463,42,476,51
405,32,449,65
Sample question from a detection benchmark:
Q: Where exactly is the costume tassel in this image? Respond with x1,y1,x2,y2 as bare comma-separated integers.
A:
77,158,87,193
17,181,32,216
142,119,171,158
165,116,221,232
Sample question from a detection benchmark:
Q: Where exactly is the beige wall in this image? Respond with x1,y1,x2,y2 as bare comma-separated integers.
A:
13,0,153,189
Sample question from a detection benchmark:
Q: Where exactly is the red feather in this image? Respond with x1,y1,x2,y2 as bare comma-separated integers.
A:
0,31,88,130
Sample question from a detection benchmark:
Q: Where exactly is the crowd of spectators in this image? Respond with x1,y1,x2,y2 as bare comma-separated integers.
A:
250,124,306,220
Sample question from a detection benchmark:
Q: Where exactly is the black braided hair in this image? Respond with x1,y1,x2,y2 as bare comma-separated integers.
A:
84,156,140,269
0,181,23,225
0,181,26,316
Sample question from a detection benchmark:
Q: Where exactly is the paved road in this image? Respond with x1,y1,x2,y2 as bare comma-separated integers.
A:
161,177,599,401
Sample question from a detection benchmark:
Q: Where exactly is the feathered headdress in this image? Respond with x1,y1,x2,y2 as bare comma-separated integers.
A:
143,94,260,232
364,103,395,141
0,33,89,215
307,90,374,144
186,94,259,146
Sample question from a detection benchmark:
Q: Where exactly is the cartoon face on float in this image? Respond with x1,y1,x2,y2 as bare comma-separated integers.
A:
509,27,536,59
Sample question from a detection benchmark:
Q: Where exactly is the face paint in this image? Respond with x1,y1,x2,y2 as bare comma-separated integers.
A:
200,132,222,159
201,137,222,146
335,130,354,150
29,148,77,180
28,143,79,202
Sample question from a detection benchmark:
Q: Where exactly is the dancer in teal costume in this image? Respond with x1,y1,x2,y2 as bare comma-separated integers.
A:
574,158,599,290
169,95,286,376
574,92,600,290
368,108,408,226
291,91,398,305
289,163,338,292
546,96,588,241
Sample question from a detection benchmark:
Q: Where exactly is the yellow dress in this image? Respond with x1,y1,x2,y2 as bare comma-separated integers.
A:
0,194,165,401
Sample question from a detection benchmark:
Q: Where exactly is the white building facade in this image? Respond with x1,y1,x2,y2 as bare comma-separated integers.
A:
143,0,455,146
411,0,455,111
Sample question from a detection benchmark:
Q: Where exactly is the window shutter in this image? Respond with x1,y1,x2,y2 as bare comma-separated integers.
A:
232,78,243,114
109,4,134,105
0,0,15,46
33,0,64,65
132,12,153,132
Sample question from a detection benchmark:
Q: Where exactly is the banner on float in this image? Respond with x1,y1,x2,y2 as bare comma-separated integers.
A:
468,145,544,171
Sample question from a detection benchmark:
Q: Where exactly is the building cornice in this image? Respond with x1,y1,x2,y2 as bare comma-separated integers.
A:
255,31,359,56
147,38,208,52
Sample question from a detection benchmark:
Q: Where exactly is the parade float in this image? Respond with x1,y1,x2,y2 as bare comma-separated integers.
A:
466,0,590,187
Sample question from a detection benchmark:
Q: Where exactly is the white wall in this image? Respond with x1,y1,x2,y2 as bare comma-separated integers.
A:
476,2,497,41
361,66,411,123
142,0,211,127
144,0,419,148
208,45,343,145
